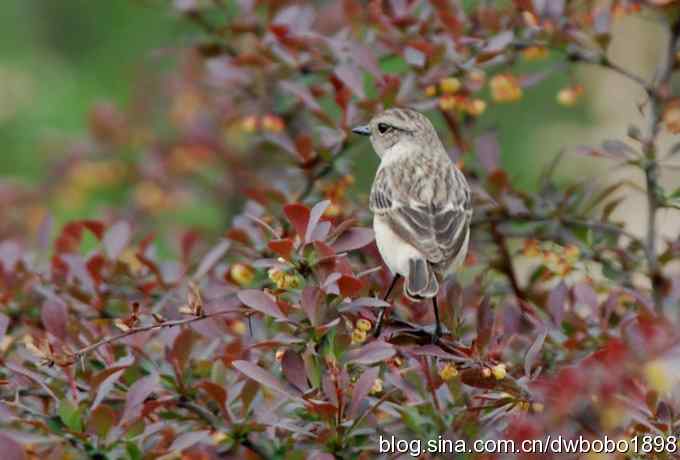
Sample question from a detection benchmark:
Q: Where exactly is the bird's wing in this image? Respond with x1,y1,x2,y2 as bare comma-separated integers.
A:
370,159,471,265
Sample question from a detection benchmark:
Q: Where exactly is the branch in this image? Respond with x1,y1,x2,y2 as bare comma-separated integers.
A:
642,16,680,311
73,310,239,359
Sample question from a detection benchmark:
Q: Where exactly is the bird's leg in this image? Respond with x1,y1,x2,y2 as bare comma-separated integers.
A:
374,274,400,338
432,295,442,343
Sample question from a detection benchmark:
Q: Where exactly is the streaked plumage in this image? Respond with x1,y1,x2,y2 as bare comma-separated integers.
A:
356,107,472,301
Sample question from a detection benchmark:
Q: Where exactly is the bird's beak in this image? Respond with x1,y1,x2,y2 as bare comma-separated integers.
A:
352,124,371,136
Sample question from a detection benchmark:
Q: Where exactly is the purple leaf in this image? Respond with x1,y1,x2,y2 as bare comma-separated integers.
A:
169,431,211,452
0,312,9,339
92,368,126,410
352,43,382,79
347,341,395,365
404,47,425,68
233,360,302,399
335,65,365,99
474,131,500,172
331,228,374,252
602,140,636,159
103,221,130,260
348,366,379,418
301,287,321,326
339,297,390,312
482,30,514,54
238,289,286,321
194,239,230,279
282,349,308,391
280,81,322,113
120,374,158,425
305,200,330,244
524,330,547,378
41,298,67,341
0,433,25,460
548,281,568,325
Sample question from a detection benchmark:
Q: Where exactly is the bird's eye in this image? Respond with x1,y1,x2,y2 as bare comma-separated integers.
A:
377,123,390,134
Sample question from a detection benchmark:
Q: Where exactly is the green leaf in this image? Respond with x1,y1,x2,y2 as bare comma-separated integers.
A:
58,399,83,432
126,442,142,460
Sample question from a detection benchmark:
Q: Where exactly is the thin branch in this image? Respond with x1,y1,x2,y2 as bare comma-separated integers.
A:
73,310,239,359
490,221,527,303
297,141,350,201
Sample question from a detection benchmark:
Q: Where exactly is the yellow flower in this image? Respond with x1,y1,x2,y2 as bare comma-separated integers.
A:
439,363,459,381
557,85,583,107
523,239,541,257
531,402,545,413
439,77,461,94
369,378,383,395
231,263,255,286
522,46,549,61
268,268,286,287
356,318,372,332
644,360,671,395
438,95,457,111
490,74,522,102
492,363,507,380
664,104,680,133
230,320,247,335
351,328,367,344
262,114,285,133
134,181,168,211
424,85,437,97
240,115,258,133
465,99,486,116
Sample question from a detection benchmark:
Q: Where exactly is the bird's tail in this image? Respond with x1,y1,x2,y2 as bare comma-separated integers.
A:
405,258,439,300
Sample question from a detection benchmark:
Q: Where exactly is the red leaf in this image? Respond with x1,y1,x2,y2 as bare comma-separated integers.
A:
198,381,228,415
41,298,67,340
86,254,106,286
475,296,494,354
55,222,84,254
0,433,26,460
81,220,105,240
103,221,130,260
233,360,302,399
282,349,308,391
268,238,294,259
238,289,286,321
338,275,364,297
331,228,374,252
284,203,310,238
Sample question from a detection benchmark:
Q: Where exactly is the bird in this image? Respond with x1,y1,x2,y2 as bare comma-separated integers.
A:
352,108,472,340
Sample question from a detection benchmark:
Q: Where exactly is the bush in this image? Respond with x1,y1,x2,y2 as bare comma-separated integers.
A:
2,1,680,459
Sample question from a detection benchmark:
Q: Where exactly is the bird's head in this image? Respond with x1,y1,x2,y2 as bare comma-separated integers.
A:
352,108,439,157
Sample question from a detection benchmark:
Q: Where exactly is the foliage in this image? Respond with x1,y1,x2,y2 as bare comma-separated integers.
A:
2,0,680,459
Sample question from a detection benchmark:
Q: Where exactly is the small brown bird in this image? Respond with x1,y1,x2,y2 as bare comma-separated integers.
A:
353,108,472,339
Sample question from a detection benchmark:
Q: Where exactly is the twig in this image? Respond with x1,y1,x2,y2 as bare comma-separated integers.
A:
489,221,527,303
73,310,239,359
298,141,350,201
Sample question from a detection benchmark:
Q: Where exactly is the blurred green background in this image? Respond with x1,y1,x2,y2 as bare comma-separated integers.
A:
0,1,184,181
